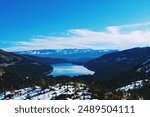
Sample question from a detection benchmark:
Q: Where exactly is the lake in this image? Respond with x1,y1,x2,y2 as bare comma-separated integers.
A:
49,63,95,77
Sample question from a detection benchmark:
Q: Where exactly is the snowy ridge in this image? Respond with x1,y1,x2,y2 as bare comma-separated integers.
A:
17,49,111,55
15,49,117,59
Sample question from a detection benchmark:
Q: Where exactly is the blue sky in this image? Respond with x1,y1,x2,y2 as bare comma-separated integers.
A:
1,0,150,51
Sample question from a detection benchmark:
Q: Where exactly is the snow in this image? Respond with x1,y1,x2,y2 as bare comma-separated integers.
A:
17,49,115,56
142,59,150,65
136,64,150,73
0,82,92,100
117,79,148,92
137,68,142,72
0,93,4,100
146,68,150,73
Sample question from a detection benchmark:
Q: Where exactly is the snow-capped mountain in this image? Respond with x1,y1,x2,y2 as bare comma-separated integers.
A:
15,49,117,60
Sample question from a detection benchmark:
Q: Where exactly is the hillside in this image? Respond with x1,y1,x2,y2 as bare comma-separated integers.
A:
0,49,23,64
21,55,68,65
85,47,150,80
0,49,53,91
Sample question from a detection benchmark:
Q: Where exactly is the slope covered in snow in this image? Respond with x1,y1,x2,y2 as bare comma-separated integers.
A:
0,82,92,100
117,79,148,92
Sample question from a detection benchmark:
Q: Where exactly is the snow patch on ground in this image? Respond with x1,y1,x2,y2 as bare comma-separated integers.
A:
117,79,148,92
0,82,92,100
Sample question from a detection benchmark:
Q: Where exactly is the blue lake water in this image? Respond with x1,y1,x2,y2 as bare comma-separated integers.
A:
50,63,95,77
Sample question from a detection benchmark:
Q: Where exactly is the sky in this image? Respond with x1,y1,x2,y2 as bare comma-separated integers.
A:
1,0,150,51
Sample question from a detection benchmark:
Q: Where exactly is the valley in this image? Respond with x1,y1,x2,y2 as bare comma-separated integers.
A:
1,48,150,100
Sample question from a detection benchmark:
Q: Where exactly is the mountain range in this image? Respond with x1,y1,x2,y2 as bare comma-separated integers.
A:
16,49,117,61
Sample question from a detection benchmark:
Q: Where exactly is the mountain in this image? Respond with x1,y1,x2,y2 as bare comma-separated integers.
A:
16,49,117,61
21,55,68,65
0,49,53,91
85,47,150,80
0,49,52,70
0,49,23,64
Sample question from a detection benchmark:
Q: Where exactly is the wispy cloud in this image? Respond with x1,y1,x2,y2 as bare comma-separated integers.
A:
3,22,150,51
107,22,150,32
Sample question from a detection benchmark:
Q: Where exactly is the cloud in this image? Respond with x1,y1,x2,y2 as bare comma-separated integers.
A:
3,22,150,51
107,22,150,32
